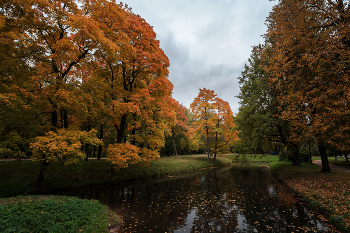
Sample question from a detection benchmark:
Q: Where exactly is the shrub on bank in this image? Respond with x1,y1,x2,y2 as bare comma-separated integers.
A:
0,195,120,233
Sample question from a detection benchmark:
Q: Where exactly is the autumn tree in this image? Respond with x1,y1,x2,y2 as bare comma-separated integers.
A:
82,0,176,170
31,129,102,192
191,88,237,163
265,0,350,172
236,44,303,166
191,88,217,162
211,98,237,162
162,102,190,156
1,0,176,181
0,0,51,158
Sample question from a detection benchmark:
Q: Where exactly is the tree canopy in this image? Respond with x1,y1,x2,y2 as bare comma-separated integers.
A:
0,0,176,170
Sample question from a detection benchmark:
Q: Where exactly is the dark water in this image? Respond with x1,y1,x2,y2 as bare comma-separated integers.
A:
56,166,333,232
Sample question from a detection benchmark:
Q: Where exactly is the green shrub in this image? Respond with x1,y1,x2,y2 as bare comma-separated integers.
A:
0,195,116,233
278,150,293,161
329,215,350,233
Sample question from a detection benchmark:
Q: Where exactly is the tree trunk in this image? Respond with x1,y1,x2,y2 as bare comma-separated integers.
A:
92,146,96,157
316,136,331,172
51,110,58,128
292,144,301,166
85,144,89,161
35,159,50,194
97,124,103,160
309,146,312,163
116,115,127,143
172,135,178,156
110,164,116,179
206,127,210,163
345,154,348,162
62,109,68,129
213,133,218,163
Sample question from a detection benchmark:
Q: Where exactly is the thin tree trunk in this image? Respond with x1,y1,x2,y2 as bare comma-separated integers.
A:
292,149,301,166
309,146,312,163
316,136,331,172
35,159,50,194
97,124,103,160
85,144,89,162
213,133,218,163
51,110,58,128
172,135,178,156
63,109,68,129
116,115,127,143
85,123,92,161
206,127,210,163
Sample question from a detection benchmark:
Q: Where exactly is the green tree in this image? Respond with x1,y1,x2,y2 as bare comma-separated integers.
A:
236,44,302,165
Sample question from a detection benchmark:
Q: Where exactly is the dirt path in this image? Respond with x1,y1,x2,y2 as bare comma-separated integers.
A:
313,160,350,172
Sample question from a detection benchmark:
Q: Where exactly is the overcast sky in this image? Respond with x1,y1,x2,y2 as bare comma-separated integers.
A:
124,0,277,114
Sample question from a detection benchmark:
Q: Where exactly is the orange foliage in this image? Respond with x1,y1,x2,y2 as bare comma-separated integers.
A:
1,0,176,168
191,88,238,159
265,0,350,170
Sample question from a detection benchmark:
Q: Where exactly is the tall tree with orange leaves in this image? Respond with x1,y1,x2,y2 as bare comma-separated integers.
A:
191,88,217,162
211,97,237,162
191,88,237,162
265,0,350,172
83,0,176,169
1,0,176,188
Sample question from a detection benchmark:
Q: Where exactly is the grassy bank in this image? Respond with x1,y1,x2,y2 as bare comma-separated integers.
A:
329,158,350,167
225,153,279,165
270,161,350,232
0,155,232,197
0,195,121,233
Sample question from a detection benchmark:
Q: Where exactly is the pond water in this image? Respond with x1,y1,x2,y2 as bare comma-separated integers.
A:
56,166,332,232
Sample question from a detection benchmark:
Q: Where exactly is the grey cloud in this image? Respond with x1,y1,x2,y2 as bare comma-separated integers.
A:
123,0,276,114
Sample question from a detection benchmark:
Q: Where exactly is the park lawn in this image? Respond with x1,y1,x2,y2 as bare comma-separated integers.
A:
0,195,121,233
0,155,232,197
270,161,350,232
225,154,279,165
329,158,350,168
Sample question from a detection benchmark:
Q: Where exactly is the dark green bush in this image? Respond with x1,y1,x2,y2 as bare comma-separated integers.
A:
0,196,113,233
329,215,350,233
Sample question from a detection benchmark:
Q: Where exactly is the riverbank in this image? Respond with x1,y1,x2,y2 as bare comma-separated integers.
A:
270,161,350,232
2,154,348,232
0,155,233,232
0,155,232,197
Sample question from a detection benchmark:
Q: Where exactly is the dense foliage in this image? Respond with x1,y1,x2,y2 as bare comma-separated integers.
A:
0,0,176,169
236,0,350,172
0,196,116,233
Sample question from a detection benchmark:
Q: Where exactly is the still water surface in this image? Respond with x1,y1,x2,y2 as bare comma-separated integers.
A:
57,166,333,232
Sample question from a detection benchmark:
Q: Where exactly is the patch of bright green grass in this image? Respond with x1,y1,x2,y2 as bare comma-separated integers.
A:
0,195,121,233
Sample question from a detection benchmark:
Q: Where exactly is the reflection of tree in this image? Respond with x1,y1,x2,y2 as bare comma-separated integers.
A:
55,167,329,232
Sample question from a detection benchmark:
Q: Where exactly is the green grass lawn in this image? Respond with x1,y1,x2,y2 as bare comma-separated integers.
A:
329,158,350,167
225,154,279,165
270,161,350,232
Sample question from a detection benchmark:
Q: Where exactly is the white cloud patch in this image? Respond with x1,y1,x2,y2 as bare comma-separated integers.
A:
124,0,277,113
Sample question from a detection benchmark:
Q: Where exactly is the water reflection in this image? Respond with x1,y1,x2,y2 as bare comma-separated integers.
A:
56,166,332,232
